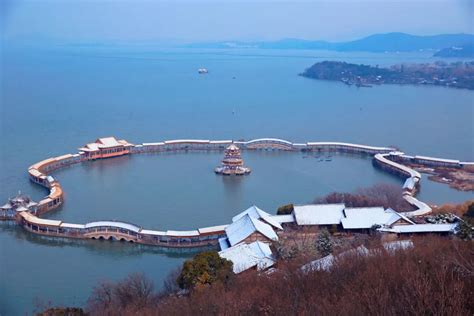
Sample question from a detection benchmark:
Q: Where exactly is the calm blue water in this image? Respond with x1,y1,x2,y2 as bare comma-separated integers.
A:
0,45,473,314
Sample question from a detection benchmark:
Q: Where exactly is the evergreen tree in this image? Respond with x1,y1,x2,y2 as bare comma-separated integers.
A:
457,221,473,241
177,251,233,290
316,229,333,256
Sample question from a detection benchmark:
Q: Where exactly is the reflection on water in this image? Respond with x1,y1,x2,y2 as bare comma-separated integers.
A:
221,172,245,202
0,224,211,258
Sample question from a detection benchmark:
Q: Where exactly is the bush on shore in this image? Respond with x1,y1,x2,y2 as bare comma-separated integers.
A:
176,251,233,290
314,183,412,211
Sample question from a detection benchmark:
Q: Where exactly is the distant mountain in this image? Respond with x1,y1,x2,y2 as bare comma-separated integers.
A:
334,33,474,52
186,33,474,53
434,44,474,58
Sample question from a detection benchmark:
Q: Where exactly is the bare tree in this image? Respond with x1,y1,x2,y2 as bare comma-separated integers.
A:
86,273,156,315
161,267,181,295
314,183,412,211
114,273,154,309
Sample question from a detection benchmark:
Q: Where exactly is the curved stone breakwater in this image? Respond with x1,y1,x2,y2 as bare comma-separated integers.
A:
1,137,472,248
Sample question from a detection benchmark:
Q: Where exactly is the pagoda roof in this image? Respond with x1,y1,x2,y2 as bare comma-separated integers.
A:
226,144,240,151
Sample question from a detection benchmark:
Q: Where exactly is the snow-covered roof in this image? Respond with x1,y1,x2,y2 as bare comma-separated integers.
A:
54,154,74,161
60,223,86,229
306,142,393,151
80,143,100,151
403,177,417,190
84,221,141,233
198,225,228,235
389,208,415,225
293,204,345,226
49,185,63,199
402,195,432,217
97,137,121,147
19,212,62,227
271,214,295,224
225,214,278,246
26,201,38,207
28,168,43,178
232,205,283,230
245,138,293,145
0,202,12,210
140,229,166,236
378,224,457,234
374,153,421,179
341,207,404,229
414,155,460,164
219,241,275,274
80,137,131,151
227,144,240,150
302,241,415,273
29,158,56,171
166,230,200,237
164,139,210,144
16,206,30,212
301,246,369,273
28,169,44,178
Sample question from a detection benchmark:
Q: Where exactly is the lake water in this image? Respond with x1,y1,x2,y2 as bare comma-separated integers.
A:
0,45,473,314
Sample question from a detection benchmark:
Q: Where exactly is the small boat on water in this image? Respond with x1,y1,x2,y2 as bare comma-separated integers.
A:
198,68,209,74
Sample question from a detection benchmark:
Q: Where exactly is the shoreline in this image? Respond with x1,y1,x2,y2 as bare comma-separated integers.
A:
300,61,474,90
409,165,474,192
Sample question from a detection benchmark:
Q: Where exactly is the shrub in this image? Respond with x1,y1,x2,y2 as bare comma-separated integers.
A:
314,183,411,211
277,203,294,215
316,229,333,256
457,221,473,240
176,251,233,290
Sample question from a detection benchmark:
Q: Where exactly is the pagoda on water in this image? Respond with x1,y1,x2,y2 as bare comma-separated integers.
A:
215,144,251,175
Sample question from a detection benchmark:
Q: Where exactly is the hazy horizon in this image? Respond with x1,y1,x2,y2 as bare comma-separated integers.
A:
2,0,473,44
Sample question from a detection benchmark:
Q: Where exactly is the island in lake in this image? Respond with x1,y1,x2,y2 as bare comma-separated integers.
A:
300,61,474,90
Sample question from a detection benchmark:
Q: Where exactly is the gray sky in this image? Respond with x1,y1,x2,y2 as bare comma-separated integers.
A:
2,0,473,43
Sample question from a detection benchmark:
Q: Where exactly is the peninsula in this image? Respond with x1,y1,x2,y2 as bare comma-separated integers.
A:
300,61,474,90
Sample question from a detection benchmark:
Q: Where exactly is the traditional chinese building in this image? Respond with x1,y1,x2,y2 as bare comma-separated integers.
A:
0,193,38,219
79,137,133,160
215,144,251,175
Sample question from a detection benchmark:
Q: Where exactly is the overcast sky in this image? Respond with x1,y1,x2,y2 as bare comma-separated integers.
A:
1,0,473,43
